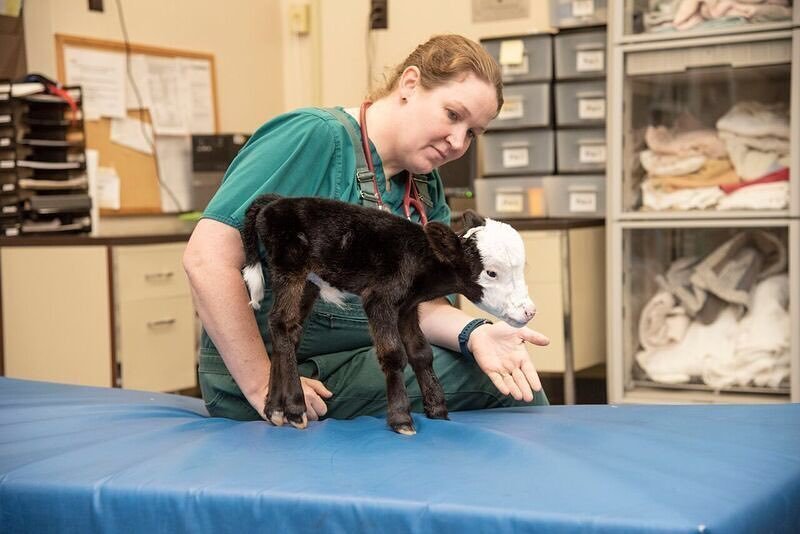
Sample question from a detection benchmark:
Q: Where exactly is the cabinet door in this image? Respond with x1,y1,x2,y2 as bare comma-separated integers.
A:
1,246,112,386
117,295,196,392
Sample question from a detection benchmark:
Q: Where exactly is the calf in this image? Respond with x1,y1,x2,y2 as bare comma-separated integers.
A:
241,194,535,435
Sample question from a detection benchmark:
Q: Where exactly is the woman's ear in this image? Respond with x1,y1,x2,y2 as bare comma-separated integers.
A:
398,66,421,101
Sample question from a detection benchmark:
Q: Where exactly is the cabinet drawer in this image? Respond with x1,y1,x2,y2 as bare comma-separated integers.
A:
482,130,555,176
482,34,553,83
554,29,606,79
114,243,189,303
117,295,196,392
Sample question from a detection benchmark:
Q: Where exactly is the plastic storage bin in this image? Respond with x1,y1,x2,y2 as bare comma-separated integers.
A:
482,34,553,83
554,79,606,126
490,82,551,129
474,176,547,219
554,29,607,79
482,130,555,176
544,175,606,218
550,0,607,29
556,129,606,173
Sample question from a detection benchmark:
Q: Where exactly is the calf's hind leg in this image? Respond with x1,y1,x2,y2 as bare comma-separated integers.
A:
265,275,316,429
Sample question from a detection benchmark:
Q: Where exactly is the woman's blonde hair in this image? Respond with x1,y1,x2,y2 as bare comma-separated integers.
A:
369,34,504,113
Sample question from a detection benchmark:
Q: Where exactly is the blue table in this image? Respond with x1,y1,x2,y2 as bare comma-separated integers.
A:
1,377,798,533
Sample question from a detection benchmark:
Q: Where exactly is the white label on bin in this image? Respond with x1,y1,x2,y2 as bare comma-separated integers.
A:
495,192,525,213
502,55,529,77
0,160,13,168
2,183,13,191
4,227,18,236
578,98,605,119
0,114,10,123
502,147,529,168
497,95,524,121
569,191,597,212
579,144,606,163
572,0,595,16
576,50,604,72
2,205,17,214
0,138,9,147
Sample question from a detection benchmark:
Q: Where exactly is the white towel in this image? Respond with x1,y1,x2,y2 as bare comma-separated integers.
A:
702,275,790,389
716,181,789,210
638,291,691,350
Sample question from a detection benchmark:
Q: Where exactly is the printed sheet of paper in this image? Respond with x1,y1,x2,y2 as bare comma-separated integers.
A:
154,136,192,212
146,57,188,135
178,58,215,134
63,46,126,121
96,166,121,210
110,116,154,155
124,54,153,110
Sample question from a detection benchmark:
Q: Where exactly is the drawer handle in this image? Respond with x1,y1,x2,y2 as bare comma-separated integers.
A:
147,318,176,328
144,271,175,282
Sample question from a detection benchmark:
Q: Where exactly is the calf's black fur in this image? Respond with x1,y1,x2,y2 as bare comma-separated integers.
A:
242,194,489,434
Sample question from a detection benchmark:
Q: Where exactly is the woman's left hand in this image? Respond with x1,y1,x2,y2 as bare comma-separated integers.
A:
468,321,549,402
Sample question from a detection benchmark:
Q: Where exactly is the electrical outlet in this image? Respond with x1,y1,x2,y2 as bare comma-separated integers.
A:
88,0,104,12
370,0,387,30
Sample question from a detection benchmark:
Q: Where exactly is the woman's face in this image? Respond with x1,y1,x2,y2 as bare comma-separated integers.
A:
397,70,497,174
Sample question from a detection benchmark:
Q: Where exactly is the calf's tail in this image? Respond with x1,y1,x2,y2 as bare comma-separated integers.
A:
241,194,281,309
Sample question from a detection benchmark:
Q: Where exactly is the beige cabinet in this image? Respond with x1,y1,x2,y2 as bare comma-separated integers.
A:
1,237,196,392
459,225,606,403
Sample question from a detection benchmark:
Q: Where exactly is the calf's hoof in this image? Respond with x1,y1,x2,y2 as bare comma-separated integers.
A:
425,405,449,420
393,423,416,436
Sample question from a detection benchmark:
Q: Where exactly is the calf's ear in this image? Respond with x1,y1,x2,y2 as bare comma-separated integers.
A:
424,222,463,265
461,210,486,232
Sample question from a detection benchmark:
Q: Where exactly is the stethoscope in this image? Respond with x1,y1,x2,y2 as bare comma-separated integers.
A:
359,101,428,225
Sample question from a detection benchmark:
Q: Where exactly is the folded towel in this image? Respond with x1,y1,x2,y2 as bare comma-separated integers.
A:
719,166,788,194
645,126,728,158
716,181,789,210
640,150,706,176
638,291,691,350
641,181,723,211
716,101,790,139
648,159,738,192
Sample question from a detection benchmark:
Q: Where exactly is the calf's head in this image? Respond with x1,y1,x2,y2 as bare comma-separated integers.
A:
426,211,536,328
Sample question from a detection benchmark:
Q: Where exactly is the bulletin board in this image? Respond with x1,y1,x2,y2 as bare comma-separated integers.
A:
54,34,219,214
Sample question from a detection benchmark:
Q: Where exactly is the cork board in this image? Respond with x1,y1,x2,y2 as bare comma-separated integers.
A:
54,34,219,215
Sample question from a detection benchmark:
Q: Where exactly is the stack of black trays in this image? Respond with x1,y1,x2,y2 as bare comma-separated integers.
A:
14,84,91,235
0,80,20,236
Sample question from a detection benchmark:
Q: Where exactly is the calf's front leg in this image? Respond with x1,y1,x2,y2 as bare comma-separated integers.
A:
399,308,448,421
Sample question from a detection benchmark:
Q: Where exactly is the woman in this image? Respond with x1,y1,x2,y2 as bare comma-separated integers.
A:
183,34,550,423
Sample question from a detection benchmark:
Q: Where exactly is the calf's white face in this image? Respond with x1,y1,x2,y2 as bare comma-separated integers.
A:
467,219,536,328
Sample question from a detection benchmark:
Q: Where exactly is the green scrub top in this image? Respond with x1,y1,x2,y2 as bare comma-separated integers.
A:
200,106,452,362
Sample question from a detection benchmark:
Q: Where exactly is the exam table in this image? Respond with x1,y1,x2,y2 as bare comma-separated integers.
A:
1,377,798,533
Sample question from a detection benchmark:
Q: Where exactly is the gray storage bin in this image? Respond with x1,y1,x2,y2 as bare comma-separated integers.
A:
554,29,606,80
555,80,605,126
550,0,607,28
482,130,555,176
482,34,553,83
475,176,548,219
556,129,606,173
543,175,605,218
490,82,551,130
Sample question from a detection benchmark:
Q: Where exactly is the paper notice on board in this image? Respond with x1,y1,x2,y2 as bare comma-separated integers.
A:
178,58,215,134
124,54,153,110
154,136,193,212
64,46,127,120
96,166,121,210
110,116,154,154
146,57,188,135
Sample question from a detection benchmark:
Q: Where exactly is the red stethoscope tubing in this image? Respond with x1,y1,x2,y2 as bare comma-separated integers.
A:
359,101,428,225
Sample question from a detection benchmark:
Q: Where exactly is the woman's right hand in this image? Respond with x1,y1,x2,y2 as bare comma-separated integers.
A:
253,376,333,422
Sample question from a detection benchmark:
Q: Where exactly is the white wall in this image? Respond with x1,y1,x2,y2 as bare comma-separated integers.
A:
315,0,552,107
23,0,284,133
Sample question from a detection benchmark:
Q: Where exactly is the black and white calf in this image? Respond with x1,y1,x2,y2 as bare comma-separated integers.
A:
241,194,536,435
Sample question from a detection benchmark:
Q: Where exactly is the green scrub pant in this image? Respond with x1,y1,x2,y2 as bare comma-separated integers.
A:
198,294,548,421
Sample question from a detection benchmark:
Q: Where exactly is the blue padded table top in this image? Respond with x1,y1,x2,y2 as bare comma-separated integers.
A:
1,377,799,533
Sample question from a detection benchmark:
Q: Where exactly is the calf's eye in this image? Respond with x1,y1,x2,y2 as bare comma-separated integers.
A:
486,270,497,278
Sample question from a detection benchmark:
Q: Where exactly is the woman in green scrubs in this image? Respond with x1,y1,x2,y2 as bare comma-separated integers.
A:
183,34,550,423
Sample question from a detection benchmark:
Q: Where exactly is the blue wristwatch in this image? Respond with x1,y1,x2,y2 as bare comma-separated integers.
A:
458,318,492,362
